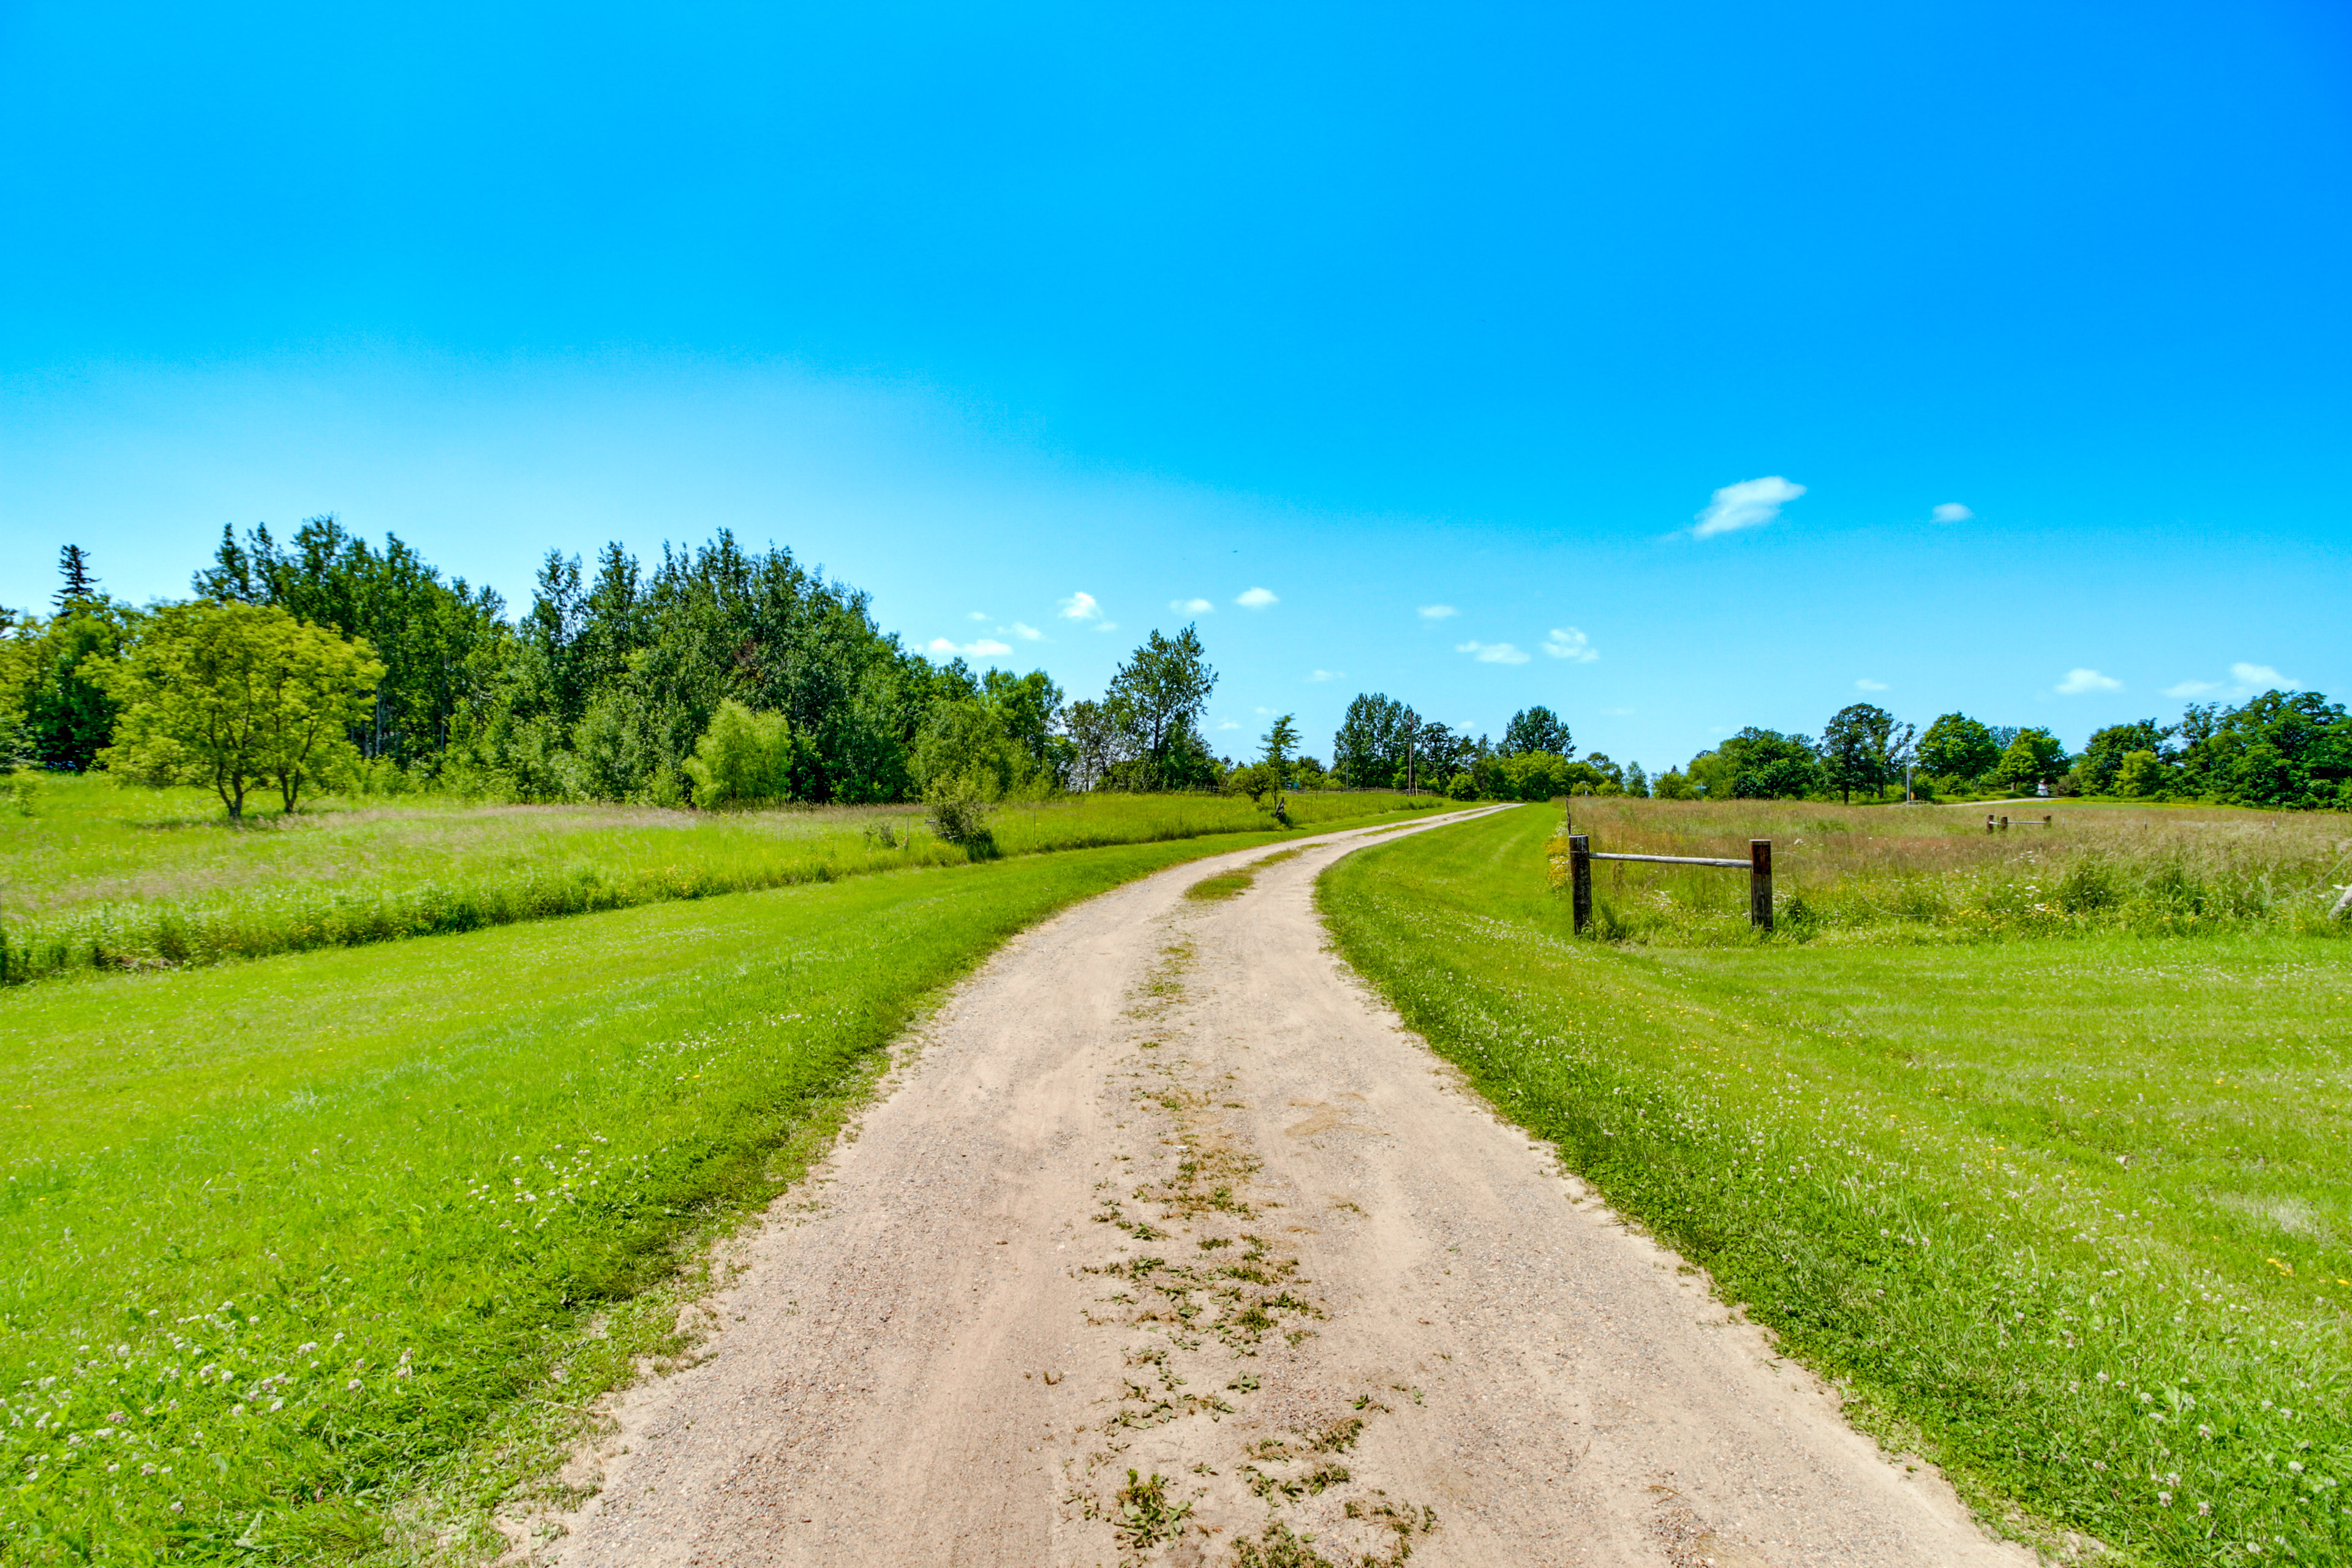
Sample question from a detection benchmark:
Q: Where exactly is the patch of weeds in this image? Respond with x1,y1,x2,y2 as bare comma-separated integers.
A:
1229,1518,1340,1566
1114,1469,1194,1555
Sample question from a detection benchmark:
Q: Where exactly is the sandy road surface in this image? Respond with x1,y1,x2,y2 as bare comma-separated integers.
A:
543,810,2031,1567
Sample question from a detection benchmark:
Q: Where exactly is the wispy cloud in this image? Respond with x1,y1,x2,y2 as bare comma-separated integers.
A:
2056,668,2122,695
1694,475,1805,539
1235,586,1279,609
2162,663,2297,701
1058,590,1103,622
1931,502,1973,524
1010,622,1043,641
1417,604,1457,620
1170,597,1214,614
967,609,989,621
1855,677,1890,692
1308,669,1341,682
1542,627,1599,663
929,636,1013,658
1457,640,1530,665
1215,718,1242,731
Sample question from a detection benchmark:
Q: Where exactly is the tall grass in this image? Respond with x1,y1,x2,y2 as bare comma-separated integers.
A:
0,830,1314,1564
1550,798,2352,944
1324,805,2352,1565
0,776,1438,986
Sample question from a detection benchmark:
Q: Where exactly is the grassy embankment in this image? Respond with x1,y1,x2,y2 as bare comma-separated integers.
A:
1322,803,2349,1566
0,799,1429,1565
0,774,1436,985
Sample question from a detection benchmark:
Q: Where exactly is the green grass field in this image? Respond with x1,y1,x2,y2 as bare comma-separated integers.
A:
0,816,1379,1565
1321,804,2350,1566
0,774,1436,986
1553,795,2349,946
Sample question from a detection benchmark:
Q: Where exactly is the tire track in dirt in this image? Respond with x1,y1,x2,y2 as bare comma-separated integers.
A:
534,809,2032,1566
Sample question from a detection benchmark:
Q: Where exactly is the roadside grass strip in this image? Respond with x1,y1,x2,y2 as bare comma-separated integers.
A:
0,775,1439,986
0,830,1313,1564
1319,805,2352,1566
1183,848,1304,903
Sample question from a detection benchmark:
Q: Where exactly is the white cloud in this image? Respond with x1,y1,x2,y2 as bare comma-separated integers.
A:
1253,706,1276,716
1456,640,1531,665
1058,590,1103,622
927,636,1014,658
1170,597,1214,614
1010,622,1043,641
1308,669,1342,682
1235,586,1279,609
1602,706,1636,717
1417,604,1457,620
1215,718,1242,731
1694,475,1805,539
1855,678,1890,692
2056,668,2122,695
2163,664,2297,701
1542,627,1599,663
1931,502,1973,524
968,609,989,621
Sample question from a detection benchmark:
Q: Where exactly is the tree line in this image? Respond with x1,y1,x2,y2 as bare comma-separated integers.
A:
0,524,1229,822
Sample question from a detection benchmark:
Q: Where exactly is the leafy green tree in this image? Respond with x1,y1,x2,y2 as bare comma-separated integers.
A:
1333,693,1404,787
1916,713,1999,783
1623,761,1649,798
2175,689,2351,809
2074,718,2174,794
1820,702,1912,803
1993,728,2069,794
984,668,1068,782
1692,728,1822,799
1502,705,1570,756
912,696,1037,801
1101,625,1216,790
681,699,798,807
2114,749,2172,799
1651,767,1694,800
20,603,138,771
1260,712,1300,772
97,602,383,820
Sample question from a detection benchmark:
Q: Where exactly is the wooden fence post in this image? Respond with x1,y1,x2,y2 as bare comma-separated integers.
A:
1569,834,1591,935
1985,813,1995,834
1749,839,1773,932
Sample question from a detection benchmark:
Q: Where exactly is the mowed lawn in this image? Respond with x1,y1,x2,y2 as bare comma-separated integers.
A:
0,829,1308,1564
1320,805,2351,1566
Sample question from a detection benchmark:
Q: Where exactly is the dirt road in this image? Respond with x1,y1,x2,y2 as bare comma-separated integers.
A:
543,810,2031,1567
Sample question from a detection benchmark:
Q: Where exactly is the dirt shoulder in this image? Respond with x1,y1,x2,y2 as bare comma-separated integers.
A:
534,809,2032,1566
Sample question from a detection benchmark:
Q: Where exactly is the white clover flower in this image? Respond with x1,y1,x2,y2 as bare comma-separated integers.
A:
2158,1490,2172,1506
347,1379,362,1391
2289,1460,2305,1474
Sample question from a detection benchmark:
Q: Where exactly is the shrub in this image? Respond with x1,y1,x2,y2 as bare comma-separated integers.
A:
682,699,797,808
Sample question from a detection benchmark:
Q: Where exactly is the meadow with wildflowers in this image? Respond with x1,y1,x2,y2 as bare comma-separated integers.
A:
0,826,1329,1563
0,773,1437,986
1322,804,2351,1565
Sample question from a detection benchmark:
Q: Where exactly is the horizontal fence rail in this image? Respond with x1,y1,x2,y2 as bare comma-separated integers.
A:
1567,833,1773,933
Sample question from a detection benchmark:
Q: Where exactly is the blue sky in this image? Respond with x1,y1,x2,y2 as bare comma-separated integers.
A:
3,2,2346,772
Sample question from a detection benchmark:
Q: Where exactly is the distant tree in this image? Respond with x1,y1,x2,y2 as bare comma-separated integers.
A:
1623,761,1650,798
1260,712,1299,771
2114,749,2172,799
1502,705,1570,757
96,601,383,820
1106,625,1216,790
1063,696,1134,791
1333,693,1404,787
1820,702,1912,804
2075,718,2174,795
1709,728,1823,799
20,601,139,771
2174,688,2351,809
1992,728,2070,795
984,668,1066,778
1917,713,1999,784
54,545,97,609
1651,767,1694,800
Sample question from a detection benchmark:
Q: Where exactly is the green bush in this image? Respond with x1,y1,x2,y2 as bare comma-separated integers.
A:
682,699,797,807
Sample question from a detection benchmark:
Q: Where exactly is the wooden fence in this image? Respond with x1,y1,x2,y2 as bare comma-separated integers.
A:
1563,832,1774,933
